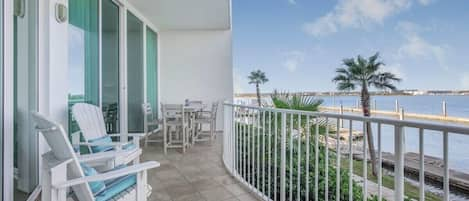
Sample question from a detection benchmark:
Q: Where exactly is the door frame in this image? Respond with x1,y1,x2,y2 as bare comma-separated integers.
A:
1,0,161,199
14,0,39,193
3,0,14,200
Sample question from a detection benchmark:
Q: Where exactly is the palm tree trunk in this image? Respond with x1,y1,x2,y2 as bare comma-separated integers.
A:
256,83,261,107
361,86,378,176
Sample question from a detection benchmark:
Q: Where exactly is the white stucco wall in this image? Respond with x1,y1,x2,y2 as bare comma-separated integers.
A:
159,30,233,129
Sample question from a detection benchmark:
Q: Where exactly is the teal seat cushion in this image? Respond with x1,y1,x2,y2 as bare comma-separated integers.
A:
95,174,137,201
88,136,136,154
80,163,106,194
122,142,136,150
89,136,113,153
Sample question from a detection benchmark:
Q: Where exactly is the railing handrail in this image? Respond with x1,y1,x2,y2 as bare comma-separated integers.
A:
223,102,469,135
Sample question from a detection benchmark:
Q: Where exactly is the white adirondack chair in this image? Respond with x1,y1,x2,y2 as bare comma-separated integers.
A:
32,112,159,201
72,103,143,165
142,103,162,147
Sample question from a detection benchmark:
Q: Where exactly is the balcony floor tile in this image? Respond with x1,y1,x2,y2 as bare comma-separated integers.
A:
142,136,260,201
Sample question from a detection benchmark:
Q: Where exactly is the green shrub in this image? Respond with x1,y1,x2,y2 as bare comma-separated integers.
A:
235,121,382,201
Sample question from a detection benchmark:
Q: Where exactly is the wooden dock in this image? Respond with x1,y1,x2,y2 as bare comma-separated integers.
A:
320,106,469,125
382,152,469,193
322,135,469,194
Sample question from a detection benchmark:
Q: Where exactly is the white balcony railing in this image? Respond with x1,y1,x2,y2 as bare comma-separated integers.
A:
222,102,469,201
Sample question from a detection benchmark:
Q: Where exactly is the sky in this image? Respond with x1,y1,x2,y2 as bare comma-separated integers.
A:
232,0,469,93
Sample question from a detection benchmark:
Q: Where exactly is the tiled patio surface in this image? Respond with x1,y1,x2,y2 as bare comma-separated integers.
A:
141,135,260,201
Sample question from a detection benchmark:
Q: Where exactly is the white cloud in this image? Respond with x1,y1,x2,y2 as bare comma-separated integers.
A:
396,21,449,70
288,0,297,5
417,0,433,6
462,73,469,89
382,63,406,80
283,51,305,72
303,0,433,37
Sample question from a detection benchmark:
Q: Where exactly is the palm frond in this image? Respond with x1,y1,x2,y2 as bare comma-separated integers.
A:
271,91,323,112
248,70,269,85
333,52,401,92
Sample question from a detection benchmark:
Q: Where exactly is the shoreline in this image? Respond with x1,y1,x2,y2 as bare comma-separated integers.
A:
322,134,469,197
320,106,469,125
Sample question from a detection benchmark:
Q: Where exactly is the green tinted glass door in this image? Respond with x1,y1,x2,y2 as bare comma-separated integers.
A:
13,0,39,199
146,28,158,117
127,12,144,133
68,0,99,134
102,0,120,133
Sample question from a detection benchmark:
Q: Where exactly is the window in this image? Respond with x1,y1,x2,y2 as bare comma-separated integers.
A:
146,28,158,118
102,0,120,133
68,0,99,134
13,0,39,199
127,12,144,133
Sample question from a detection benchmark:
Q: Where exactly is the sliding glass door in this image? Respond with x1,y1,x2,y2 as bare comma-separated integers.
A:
146,28,158,117
68,0,99,134
13,0,39,199
0,1,4,198
102,0,120,134
127,12,144,133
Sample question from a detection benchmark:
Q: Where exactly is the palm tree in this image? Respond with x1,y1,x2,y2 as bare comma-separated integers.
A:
248,70,269,106
332,52,401,176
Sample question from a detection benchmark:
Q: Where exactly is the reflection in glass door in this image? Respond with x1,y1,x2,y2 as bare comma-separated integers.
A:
102,0,120,134
127,12,144,133
146,28,158,118
68,0,99,134
13,0,38,199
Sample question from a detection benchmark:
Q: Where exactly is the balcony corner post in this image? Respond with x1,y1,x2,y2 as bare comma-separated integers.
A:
394,125,405,201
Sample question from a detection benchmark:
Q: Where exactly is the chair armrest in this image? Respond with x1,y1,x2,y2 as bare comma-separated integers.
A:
54,161,160,188
150,128,161,134
77,150,129,163
107,133,146,138
74,141,132,148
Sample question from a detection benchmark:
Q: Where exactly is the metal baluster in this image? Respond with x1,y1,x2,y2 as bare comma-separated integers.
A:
349,120,353,201
230,107,233,173
274,112,278,201
325,117,329,201
268,111,272,199
336,118,341,200
305,115,310,201
245,109,248,183
252,109,255,186
242,110,245,180
315,118,319,201
246,109,252,188
257,109,261,190
363,121,367,201
378,123,382,201
290,114,293,201
235,108,238,175
262,110,266,197
281,112,287,201
297,114,301,201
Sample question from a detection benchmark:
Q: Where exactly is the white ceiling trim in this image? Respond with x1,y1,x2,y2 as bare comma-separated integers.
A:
127,0,231,31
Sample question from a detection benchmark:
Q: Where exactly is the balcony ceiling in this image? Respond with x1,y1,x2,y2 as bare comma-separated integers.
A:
128,0,231,31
